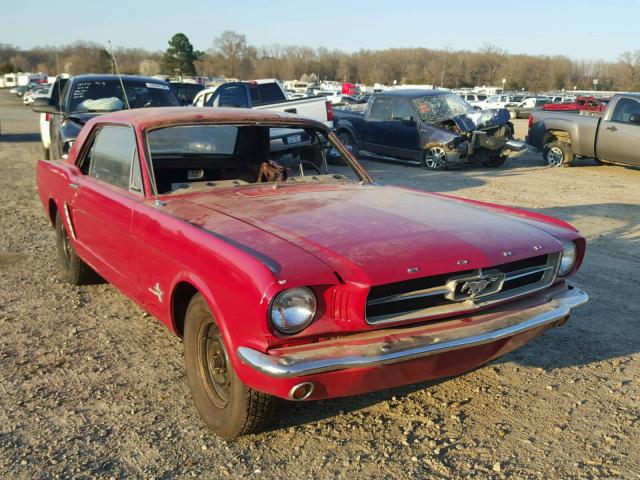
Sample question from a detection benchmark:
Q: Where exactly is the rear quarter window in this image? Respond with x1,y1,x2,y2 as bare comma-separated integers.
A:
249,83,287,105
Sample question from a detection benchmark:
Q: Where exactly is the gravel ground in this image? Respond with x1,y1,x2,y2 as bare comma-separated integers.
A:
1,90,639,479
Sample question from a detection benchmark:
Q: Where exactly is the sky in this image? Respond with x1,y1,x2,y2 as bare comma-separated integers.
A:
1,0,637,61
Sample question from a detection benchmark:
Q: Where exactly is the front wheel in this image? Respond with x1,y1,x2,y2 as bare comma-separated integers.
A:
483,155,508,168
422,146,448,170
543,140,573,168
508,109,518,119
55,213,96,285
184,294,277,439
43,145,50,160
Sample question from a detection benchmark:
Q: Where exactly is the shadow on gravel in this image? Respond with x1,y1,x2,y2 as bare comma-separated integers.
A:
0,133,41,143
268,378,449,432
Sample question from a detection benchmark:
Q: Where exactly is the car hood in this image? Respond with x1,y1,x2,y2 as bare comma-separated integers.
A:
179,184,569,286
451,108,511,132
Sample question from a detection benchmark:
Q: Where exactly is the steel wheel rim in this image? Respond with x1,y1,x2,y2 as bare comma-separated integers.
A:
547,147,564,167
197,322,231,408
424,147,447,169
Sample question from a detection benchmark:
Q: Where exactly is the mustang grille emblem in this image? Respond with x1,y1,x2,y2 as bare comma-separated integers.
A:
447,271,505,301
460,277,499,297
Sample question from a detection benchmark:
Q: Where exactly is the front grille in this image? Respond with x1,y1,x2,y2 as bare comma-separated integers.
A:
366,253,561,325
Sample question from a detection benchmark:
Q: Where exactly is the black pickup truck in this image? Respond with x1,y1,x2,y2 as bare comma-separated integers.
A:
333,89,526,169
33,74,180,159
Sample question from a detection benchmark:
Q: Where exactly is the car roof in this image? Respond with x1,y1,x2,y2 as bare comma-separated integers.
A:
70,74,169,83
379,89,446,98
84,106,329,131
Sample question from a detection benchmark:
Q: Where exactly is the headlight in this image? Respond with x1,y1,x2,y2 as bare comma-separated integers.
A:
558,241,577,276
270,287,317,334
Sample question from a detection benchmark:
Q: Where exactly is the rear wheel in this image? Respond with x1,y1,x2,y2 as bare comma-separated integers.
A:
43,145,50,160
184,294,277,439
422,146,448,170
508,109,518,119
543,140,573,167
337,131,359,159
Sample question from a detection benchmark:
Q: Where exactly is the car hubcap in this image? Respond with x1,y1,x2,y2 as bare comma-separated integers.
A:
547,147,564,167
198,322,231,408
424,147,447,169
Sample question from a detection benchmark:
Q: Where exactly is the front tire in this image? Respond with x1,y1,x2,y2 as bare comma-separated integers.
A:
55,213,96,285
543,140,573,168
43,145,50,160
184,294,276,439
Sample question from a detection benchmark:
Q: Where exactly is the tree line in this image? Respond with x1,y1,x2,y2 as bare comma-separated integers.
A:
2,32,640,92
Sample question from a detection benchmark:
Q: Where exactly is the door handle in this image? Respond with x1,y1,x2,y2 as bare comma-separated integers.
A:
606,126,618,132
284,108,297,114
68,182,79,189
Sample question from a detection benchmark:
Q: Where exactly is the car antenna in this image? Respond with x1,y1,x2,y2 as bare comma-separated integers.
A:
107,41,131,110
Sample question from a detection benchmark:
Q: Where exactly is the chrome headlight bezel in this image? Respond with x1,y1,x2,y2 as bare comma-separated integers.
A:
558,241,577,276
269,287,317,335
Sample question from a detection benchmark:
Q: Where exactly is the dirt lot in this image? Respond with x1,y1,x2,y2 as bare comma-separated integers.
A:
1,90,639,479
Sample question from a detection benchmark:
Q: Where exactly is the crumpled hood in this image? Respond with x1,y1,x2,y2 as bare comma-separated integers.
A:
452,108,511,132
183,184,568,286
65,112,102,125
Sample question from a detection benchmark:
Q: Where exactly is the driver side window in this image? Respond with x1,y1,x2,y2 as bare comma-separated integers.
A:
80,125,142,193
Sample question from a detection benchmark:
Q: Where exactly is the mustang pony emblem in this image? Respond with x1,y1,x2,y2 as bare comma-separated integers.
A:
459,274,503,298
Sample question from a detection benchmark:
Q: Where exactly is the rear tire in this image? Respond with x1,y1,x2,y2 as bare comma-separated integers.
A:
55,213,96,285
43,145,50,160
508,109,518,119
543,140,573,168
422,146,448,170
183,294,277,439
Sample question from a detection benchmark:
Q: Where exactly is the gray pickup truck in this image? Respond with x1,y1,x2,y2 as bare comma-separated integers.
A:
527,93,640,167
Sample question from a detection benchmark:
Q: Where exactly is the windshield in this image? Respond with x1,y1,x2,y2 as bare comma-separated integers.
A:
147,124,365,195
410,93,475,122
70,80,179,113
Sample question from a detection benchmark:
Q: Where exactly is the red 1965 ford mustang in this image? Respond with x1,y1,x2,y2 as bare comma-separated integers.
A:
36,107,588,439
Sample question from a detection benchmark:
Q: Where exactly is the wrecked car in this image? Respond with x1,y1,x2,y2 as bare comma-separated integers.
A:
36,107,588,439
333,89,526,168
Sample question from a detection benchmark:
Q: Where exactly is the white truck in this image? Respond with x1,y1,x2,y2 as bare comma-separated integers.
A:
192,79,333,128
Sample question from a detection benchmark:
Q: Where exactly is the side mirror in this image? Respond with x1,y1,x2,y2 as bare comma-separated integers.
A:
32,98,59,114
629,114,640,124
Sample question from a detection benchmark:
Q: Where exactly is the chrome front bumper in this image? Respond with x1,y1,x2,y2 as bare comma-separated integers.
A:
238,286,588,379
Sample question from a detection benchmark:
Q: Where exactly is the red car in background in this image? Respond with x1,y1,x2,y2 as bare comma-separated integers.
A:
543,96,606,113
342,82,359,96
35,107,588,439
